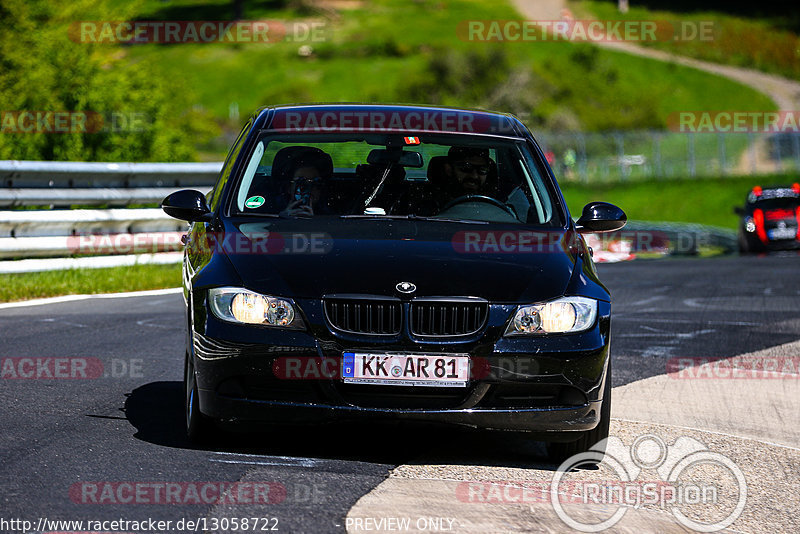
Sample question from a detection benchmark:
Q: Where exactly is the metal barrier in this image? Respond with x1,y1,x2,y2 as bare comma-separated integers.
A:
0,160,220,273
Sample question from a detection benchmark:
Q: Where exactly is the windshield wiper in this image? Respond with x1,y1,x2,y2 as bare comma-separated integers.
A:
340,214,489,224
417,216,489,224
340,214,411,220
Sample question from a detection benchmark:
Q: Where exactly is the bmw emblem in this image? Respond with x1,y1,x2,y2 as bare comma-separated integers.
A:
396,281,416,294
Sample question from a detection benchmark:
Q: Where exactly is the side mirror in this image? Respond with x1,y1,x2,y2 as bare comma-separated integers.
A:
575,202,627,234
161,189,212,222
733,206,745,216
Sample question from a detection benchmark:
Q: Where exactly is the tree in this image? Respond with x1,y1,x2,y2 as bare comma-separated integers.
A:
0,0,218,162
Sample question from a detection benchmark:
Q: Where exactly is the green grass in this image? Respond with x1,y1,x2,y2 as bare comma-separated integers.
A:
100,0,776,159
560,173,797,229
0,263,181,303
577,1,800,80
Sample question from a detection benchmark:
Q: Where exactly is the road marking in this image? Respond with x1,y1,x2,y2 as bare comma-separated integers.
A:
135,317,177,329
682,298,703,308
629,296,665,307
39,317,86,328
619,329,715,339
0,287,181,310
640,325,663,332
209,451,318,468
210,458,317,467
638,346,676,358
615,316,761,326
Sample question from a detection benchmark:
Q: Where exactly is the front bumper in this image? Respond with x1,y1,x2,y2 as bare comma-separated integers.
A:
190,299,611,435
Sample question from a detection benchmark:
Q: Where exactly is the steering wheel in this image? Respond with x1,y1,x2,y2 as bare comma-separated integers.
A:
441,195,516,217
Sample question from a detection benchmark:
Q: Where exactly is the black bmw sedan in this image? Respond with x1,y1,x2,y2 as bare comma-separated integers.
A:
162,104,626,460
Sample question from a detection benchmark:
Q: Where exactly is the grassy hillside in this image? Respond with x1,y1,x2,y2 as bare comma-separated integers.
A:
577,0,800,80
560,174,797,229
97,0,775,158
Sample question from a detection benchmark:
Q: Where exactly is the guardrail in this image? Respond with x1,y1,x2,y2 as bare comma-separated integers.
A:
0,160,741,274
0,160,220,273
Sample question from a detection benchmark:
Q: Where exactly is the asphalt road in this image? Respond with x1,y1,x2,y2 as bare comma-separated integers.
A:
0,254,798,533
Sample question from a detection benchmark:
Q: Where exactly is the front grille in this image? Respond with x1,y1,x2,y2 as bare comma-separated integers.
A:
324,298,402,335
410,299,488,337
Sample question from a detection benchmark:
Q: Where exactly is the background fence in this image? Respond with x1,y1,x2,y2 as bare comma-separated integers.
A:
537,130,800,182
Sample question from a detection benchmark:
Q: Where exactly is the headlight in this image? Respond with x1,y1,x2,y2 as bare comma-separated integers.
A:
208,287,304,328
505,296,597,335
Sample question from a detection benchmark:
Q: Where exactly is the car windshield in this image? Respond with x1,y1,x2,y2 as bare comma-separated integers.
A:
230,133,562,225
751,198,799,210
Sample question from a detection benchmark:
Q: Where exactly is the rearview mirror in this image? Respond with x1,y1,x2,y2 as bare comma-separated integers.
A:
367,149,424,168
162,189,212,222
575,202,627,234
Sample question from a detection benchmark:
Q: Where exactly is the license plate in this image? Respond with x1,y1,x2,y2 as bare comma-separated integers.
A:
342,352,470,387
768,227,796,240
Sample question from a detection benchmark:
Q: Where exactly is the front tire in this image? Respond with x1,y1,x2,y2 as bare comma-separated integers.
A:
185,352,213,444
547,360,611,465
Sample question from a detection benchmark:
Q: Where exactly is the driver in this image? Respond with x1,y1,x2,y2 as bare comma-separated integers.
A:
442,146,492,198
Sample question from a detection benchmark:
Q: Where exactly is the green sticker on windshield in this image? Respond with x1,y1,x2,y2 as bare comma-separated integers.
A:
245,195,265,209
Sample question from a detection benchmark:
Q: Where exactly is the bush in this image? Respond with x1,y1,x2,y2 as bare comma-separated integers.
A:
0,0,218,162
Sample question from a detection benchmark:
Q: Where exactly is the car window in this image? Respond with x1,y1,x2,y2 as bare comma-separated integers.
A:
750,198,799,210
232,133,562,226
209,118,252,210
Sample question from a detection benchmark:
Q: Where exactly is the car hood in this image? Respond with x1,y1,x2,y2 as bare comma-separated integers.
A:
219,218,576,303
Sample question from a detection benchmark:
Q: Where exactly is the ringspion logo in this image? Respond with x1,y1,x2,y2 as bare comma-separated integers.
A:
550,435,746,532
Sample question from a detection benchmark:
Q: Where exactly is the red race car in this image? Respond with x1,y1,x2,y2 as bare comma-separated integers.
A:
736,183,800,253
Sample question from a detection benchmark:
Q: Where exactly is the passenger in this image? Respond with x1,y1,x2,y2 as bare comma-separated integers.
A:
277,150,333,217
